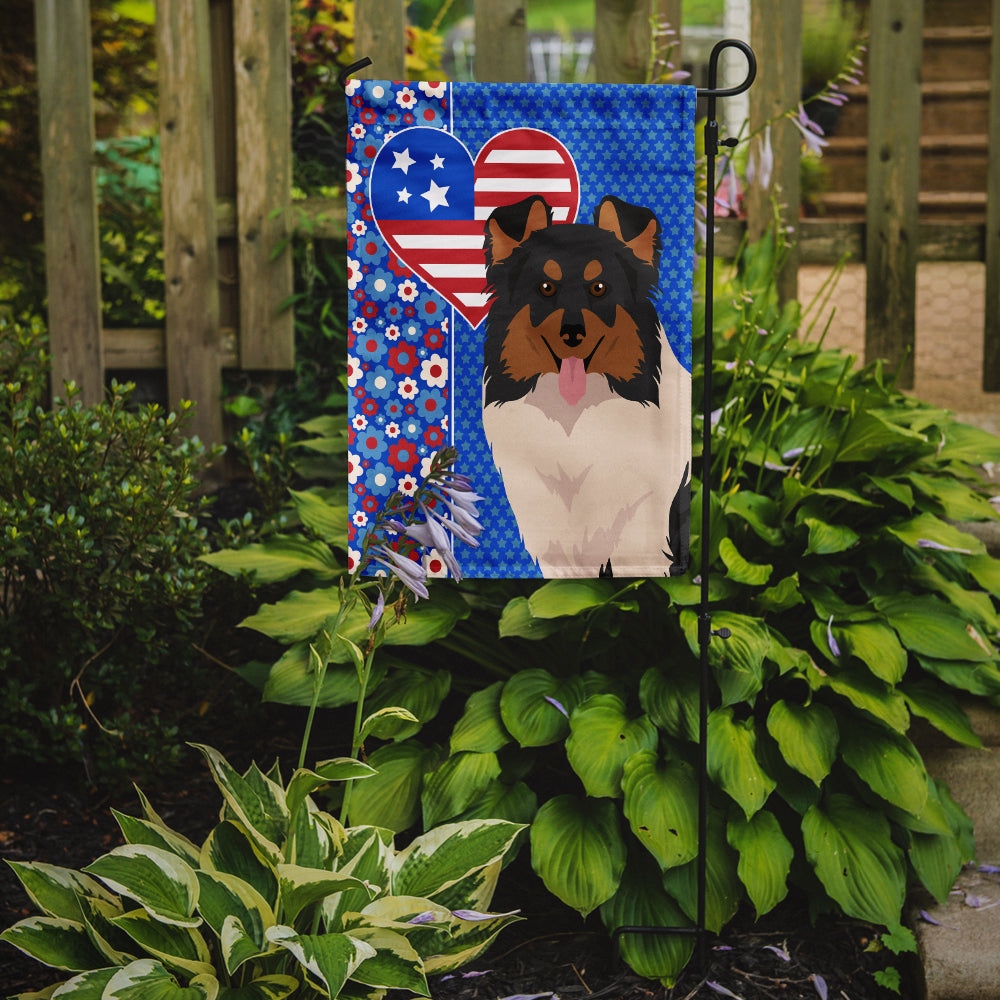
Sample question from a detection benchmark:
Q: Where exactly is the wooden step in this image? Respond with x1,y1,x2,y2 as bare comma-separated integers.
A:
813,190,987,222
922,25,993,83
922,0,991,28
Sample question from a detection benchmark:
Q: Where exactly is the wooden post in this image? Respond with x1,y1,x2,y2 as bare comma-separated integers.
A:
746,0,801,305
594,0,653,84
157,0,223,444
983,0,1000,390
233,0,294,369
474,0,527,82
34,0,104,405
354,0,406,80
864,0,923,389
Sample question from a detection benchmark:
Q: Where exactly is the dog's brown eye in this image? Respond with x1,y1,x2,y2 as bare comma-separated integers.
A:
539,280,557,297
589,280,607,297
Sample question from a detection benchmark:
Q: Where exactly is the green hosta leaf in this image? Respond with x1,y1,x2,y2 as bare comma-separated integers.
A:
190,746,287,862
200,535,340,583
599,853,694,987
910,562,1000,633
362,667,451,740
359,706,421,743
260,643,387,709
707,708,776,818
874,594,995,662
0,916,107,971
4,862,118,922
724,490,784,545
967,553,1000,597
803,517,859,556
195,871,273,974
288,488,349,547
277,865,374,925
835,410,927,463
836,621,907,684
765,701,838,786
916,655,1000,697
727,811,793,918
530,795,626,917
421,751,502,828
83,846,200,928
839,718,929,816
497,596,564,639
802,793,906,926
621,751,698,870
906,472,998,522
347,740,442,832
935,421,1000,464
112,812,201,868
499,670,584,747
103,959,218,1000
527,579,615,618
265,926,375,997
111,908,214,978
216,975,299,1000
661,811,741,933
866,474,914,509
809,661,910,732
886,512,985,557
346,926,428,994
200,822,278,910
453,779,538,827
901,680,982,748
450,682,511,754
755,573,804,614
393,820,524,900
566,695,658,798
718,537,772,586
639,664,699,742
681,610,770,706
909,827,965,905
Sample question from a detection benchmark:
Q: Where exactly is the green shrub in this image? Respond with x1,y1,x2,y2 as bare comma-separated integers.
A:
0,317,220,783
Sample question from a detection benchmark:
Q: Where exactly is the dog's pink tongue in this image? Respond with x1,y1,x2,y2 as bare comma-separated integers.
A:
559,357,586,405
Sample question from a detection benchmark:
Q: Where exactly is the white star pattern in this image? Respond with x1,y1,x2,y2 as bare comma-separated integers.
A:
430,153,445,170
392,148,415,173
397,188,411,204
421,180,450,211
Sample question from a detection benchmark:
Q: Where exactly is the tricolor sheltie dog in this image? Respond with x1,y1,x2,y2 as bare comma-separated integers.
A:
481,194,690,578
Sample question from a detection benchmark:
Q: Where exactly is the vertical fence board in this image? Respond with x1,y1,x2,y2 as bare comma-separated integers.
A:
233,0,294,369
34,0,103,405
864,0,923,389
983,0,1000,390
474,0,527,82
746,0,801,304
157,0,222,444
594,0,654,83
354,0,406,80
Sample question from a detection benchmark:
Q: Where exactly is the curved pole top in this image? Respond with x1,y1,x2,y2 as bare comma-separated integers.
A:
338,57,373,89
696,39,756,99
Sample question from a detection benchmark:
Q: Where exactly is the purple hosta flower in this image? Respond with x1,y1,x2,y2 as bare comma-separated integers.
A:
370,544,429,600
763,944,791,962
715,157,741,215
791,104,829,157
367,590,385,631
827,616,842,658
451,908,521,921
544,695,569,718
707,982,742,999
979,864,1000,874
812,974,828,1000
407,911,438,925
746,124,774,191
917,538,973,555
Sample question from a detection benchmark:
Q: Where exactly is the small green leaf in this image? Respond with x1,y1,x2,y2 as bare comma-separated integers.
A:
288,488,348,546
707,707,776,818
727,811,793,917
450,682,511,754
765,700,838,786
803,517,859,556
527,579,615,618
200,536,340,584
719,537,773,585
497,597,564,639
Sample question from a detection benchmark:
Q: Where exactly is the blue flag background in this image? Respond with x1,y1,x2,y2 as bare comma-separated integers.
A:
346,80,696,579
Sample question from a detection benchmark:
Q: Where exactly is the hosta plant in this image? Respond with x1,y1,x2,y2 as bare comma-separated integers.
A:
1,743,523,999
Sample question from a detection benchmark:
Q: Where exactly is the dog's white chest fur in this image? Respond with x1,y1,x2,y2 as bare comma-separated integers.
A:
483,335,689,577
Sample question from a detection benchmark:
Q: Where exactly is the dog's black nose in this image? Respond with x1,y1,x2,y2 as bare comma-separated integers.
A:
560,323,586,348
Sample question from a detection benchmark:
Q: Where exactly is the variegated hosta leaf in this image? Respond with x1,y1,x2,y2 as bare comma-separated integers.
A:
838,718,929,817
599,853,694,987
4,861,118,922
265,926,375,998
565,695,658,799
110,908,214,979
323,829,393,931
0,916,107,971
195,871,274,974
420,751,502,829
214,974,299,1000
727,810,793,917
44,966,118,997
802,793,906,926
83,846,200,928
529,795,626,917
285,760,375,824
288,802,343,870
112,810,201,868
706,707,776,819
345,926,429,995
276,864,375,925
190,745,287,863
424,859,501,916
200,822,278,910
450,681,511,754
425,906,522,975
78,894,136,966
765,700,838,786
102,958,218,999
621,751,699,871
391,820,524,901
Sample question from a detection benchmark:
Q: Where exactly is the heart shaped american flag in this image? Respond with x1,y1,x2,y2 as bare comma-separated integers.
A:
370,127,580,328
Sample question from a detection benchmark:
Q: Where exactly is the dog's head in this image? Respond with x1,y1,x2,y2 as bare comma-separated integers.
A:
482,195,664,407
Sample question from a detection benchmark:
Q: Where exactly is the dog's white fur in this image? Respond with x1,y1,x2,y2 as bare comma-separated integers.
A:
483,330,689,577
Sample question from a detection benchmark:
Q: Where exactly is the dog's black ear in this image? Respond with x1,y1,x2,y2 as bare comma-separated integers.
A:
484,196,552,266
594,195,662,270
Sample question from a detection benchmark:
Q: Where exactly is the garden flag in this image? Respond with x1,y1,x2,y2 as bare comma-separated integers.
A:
346,79,696,579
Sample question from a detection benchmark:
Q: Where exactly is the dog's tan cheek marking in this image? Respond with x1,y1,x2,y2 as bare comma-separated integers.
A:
543,260,562,282
501,305,560,380
587,306,644,379
584,260,603,282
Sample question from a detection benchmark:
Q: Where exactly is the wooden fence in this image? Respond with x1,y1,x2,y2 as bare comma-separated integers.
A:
33,0,1000,445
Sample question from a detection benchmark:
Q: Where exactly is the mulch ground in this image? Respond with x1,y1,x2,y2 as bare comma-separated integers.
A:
1,738,913,1000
